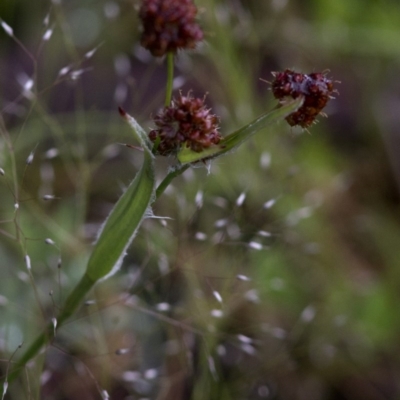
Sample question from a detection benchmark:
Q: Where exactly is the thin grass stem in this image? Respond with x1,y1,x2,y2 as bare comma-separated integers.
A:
165,52,174,107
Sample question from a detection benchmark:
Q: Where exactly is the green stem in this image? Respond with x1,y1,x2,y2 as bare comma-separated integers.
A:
165,52,174,107
56,273,95,325
5,274,95,386
156,164,190,199
177,97,304,165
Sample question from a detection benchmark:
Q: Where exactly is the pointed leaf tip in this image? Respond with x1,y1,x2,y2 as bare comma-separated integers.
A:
118,107,126,117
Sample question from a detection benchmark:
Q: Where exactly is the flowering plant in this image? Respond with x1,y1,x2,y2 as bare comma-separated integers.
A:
2,0,335,392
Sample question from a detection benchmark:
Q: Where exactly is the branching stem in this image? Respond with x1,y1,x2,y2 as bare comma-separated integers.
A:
156,164,190,199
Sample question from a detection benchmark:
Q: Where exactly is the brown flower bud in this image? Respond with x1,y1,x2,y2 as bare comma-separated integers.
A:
139,0,204,57
149,92,221,156
271,69,336,128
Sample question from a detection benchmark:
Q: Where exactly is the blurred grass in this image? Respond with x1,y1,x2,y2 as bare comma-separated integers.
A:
1,0,400,399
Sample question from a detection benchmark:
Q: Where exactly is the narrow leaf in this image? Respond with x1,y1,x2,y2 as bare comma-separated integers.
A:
86,112,155,281
177,97,304,164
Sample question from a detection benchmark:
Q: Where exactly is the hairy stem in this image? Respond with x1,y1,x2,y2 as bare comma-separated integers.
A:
156,164,190,199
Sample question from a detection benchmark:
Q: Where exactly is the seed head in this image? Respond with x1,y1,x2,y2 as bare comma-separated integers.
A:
139,0,204,57
149,92,221,156
271,69,336,128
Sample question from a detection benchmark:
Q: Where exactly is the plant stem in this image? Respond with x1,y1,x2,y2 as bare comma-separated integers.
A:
56,273,96,325
165,52,174,107
156,164,190,199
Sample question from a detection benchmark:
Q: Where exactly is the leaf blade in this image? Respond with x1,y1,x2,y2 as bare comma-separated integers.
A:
86,114,155,281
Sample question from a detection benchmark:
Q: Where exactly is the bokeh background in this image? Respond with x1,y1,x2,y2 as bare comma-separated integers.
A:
1,0,400,399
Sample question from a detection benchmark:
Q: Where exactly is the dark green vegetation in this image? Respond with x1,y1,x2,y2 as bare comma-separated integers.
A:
1,1,400,399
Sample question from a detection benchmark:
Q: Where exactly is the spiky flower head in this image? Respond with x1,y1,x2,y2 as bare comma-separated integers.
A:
149,92,221,156
139,0,204,57
271,69,335,128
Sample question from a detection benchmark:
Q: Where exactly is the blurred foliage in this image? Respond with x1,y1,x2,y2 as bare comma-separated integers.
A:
1,0,400,399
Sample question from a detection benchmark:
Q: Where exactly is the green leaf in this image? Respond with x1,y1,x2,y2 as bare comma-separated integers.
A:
86,111,155,281
177,97,304,164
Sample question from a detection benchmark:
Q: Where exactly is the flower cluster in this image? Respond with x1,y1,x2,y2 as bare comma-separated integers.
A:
139,0,204,57
271,69,335,128
149,93,221,155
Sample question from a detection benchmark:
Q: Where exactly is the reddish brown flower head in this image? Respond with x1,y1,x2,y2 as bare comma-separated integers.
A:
271,69,335,128
139,0,204,57
149,93,221,156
